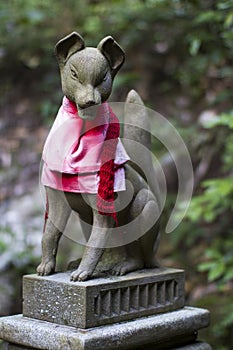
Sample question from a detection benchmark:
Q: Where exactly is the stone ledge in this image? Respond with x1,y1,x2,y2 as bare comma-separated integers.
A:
2,341,212,350
174,343,212,350
0,307,210,350
23,268,185,328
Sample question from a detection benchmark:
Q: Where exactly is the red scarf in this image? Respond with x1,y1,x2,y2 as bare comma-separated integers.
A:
97,110,120,225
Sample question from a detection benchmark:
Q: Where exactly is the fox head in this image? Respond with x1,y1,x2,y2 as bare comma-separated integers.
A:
55,32,125,119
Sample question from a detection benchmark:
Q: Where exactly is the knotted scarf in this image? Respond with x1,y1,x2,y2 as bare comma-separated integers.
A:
42,97,127,225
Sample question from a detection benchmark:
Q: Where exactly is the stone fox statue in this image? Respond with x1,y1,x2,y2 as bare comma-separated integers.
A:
37,32,161,282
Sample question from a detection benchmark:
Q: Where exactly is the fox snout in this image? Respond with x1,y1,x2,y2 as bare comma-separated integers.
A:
75,84,101,110
80,100,96,108
75,87,101,120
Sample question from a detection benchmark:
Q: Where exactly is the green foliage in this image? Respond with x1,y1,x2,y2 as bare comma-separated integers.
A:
198,238,233,283
187,177,233,223
0,224,39,273
0,240,7,254
173,111,233,347
184,111,233,277
203,111,233,129
186,111,233,226
1,0,233,110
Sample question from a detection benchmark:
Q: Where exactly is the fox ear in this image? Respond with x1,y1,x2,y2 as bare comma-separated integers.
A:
55,32,85,66
97,36,125,77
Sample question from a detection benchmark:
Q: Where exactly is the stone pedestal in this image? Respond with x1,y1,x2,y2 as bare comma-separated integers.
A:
23,268,185,328
0,268,212,349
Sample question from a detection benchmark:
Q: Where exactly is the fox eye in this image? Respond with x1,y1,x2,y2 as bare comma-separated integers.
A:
102,73,108,82
71,68,78,79
96,73,108,87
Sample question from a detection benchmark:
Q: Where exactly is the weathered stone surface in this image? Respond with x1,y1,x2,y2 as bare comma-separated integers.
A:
23,268,185,328
2,341,212,350
174,343,212,350
0,307,210,350
2,343,36,350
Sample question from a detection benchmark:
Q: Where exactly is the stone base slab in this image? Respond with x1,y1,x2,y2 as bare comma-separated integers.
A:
2,341,212,350
0,307,211,350
23,268,185,328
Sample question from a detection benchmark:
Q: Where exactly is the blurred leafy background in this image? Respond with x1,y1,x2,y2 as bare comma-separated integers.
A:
0,0,233,348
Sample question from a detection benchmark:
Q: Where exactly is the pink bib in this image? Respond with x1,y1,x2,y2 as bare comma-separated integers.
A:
41,97,129,194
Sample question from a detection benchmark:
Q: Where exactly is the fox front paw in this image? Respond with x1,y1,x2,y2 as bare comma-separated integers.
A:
37,259,55,276
70,268,91,282
112,258,144,276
